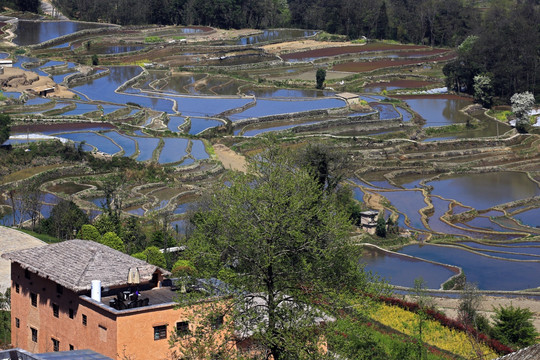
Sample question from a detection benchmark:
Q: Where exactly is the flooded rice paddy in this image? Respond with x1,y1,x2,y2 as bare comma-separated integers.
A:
14,20,111,45
4,22,539,293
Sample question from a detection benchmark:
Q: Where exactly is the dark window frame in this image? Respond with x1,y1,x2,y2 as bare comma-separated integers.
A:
15,283,19,293
52,303,59,318
176,321,190,336
69,308,74,319
52,338,59,352
15,318,20,328
82,314,87,326
31,328,38,343
154,325,167,340
30,292,37,307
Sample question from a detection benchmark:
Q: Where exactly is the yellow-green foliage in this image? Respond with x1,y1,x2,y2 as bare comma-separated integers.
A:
134,60,152,66
351,38,366,44
489,110,512,122
372,304,498,359
144,36,163,43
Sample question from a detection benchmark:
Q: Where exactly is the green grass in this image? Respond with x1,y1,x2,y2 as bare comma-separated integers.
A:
144,36,163,43
424,123,474,135
488,109,512,122
172,36,186,40
18,229,62,243
1,164,64,185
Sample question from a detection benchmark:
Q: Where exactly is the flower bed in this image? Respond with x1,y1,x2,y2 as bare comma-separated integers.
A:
372,303,499,359
376,295,514,356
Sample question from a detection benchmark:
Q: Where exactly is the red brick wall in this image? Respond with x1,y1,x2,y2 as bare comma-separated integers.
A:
10,263,118,357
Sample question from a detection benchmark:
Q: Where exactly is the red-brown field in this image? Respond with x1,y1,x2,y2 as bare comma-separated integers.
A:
280,43,431,61
393,94,471,100
333,52,456,72
12,122,116,133
363,79,438,90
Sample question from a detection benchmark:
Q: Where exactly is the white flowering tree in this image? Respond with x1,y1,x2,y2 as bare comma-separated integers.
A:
511,92,535,132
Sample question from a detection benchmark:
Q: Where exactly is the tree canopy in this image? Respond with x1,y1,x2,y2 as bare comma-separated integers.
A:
492,304,538,349
0,114,11,145
39,200,89,240
184,144,369,359
444,1,540,99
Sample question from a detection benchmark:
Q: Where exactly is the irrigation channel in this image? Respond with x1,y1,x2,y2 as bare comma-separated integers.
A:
2,20,540,295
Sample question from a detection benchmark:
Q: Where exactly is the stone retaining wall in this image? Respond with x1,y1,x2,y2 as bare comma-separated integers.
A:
29,24,121,49
231,106,348,128
66,67,111,87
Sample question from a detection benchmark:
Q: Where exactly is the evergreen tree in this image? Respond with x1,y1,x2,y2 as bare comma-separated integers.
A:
316,68,326,90
0,114,11,145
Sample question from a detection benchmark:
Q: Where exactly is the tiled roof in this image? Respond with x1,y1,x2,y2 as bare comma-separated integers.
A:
1,239,169,292
496,344,540,360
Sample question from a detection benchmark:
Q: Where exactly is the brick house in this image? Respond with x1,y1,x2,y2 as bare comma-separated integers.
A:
1,240,228,360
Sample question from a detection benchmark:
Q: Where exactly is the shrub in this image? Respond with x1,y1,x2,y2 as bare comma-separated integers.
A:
492,305,538,348
100,232,126,252
77,224,100,241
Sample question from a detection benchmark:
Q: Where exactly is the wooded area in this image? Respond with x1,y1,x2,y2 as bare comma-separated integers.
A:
51,0,477,46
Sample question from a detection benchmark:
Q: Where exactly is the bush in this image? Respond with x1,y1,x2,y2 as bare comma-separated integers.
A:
492,305,538,348
77,224,100,241
376,216,386,237
133,246,166,268
316,68,326,89
100,232,126,253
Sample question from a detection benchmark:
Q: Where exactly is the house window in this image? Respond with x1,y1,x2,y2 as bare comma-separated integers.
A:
52,303,59,318
52,338,59,352
82,314,87,326
56,284,63,295
30,293,37,307
25,269,30,279
69,344,74,351
15,318,20,328
69,308,74,319
31,328,38,343
176,321,190,336
154,325,167,340
15,283,19,293
211,315,224,330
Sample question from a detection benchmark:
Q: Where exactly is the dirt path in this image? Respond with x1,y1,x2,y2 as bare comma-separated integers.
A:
262,39,358,54
213,144,247,173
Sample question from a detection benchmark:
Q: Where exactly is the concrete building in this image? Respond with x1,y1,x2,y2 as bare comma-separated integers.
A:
1,240,227,360
359,210,379,234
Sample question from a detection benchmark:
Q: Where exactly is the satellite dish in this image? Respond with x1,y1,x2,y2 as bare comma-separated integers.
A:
127,267,140,285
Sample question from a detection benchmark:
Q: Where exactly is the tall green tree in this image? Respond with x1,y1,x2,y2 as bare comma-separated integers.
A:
184,144,370,360
15,0,40,12
473,74,494,108
39,200,88,240
316,68,326,90
492,304,538,349
0,114,11,145
375,1,388,39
